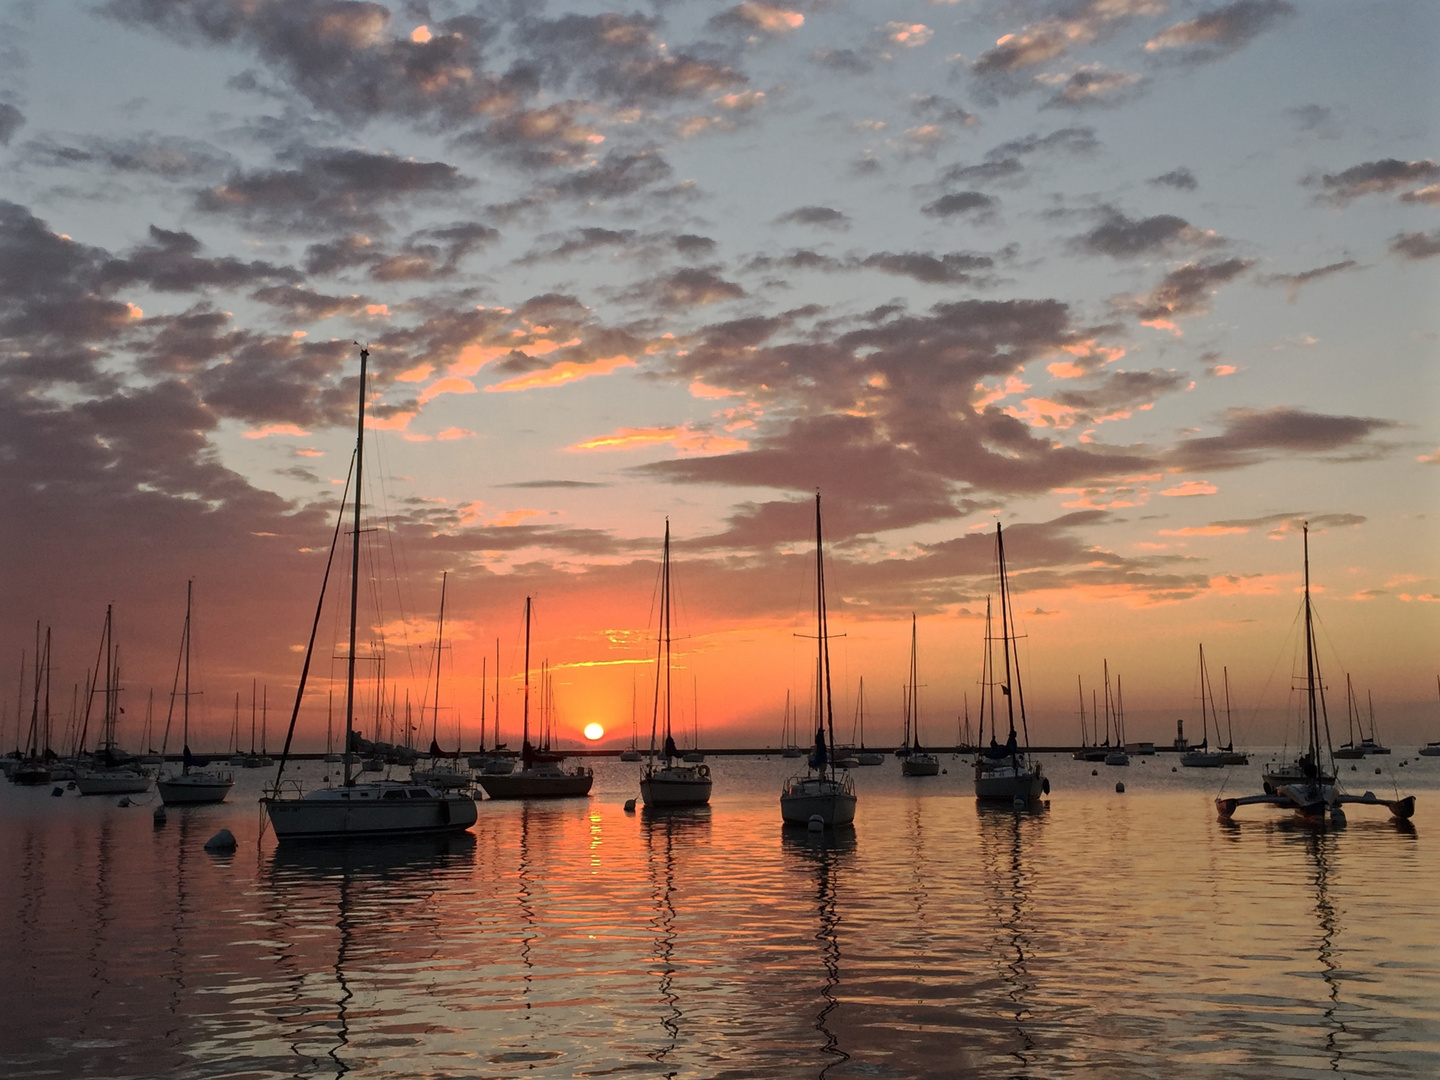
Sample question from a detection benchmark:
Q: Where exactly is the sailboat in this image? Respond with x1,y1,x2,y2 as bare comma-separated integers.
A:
1217,666,1248,765
75,605,154,796
13,625,53,786
640,521,712,807
854,678,883,765
1180,646,1225,768
620,671,644,761
476,598,594,799
1333,674,1366,759
901,615,939,777
1359,690,1390,755
973,524,1049,804
779,493,857,827
263,346,478,839
1421,677,1440,756
682,677,705,763
779,690,803,758
157,581,235,805
411,572,473,791
1218,524,1414,823
1104,671,1131,766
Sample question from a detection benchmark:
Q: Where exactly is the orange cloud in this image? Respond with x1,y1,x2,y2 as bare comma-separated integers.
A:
436,427,475,441
487,354,636,393
244,423,310,439
1209,573,1288,596
1004,397,1081,429
570,424,748,455
396,363,434,383
366,411,417,431
418,376,477,403
972,373,1030,411
1159,480,1217,497
1418,448,1440,464
1158,525,1247,536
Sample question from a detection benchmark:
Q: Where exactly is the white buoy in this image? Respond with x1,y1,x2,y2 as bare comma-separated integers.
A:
807,814,825,832
204,829,237,852
153,806,167,827
623,798,637,813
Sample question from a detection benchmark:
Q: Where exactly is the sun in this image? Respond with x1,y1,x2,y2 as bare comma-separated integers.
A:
583,723,605,741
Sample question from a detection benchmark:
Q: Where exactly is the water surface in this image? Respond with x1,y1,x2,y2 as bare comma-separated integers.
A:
2,754,1437,1078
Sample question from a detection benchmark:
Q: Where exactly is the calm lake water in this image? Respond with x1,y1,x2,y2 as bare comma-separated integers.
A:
2,754,1438,1079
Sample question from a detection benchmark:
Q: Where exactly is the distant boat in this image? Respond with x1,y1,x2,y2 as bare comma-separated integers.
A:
1216,666,1248,765
410,572,474,792
972,526,1048,805
1359,690,1390,755
901,614,939,777
853,678,883,765
12,627,53,786
75,605,154,797
1218,524,1413,823
156,582,235,806
1180,646,1226,769
640,521,712,808
1421,676,1440,756
1103,667,1130,767
779,689,803,758
262,347,477,840
476,597,593,800
620,669,644,761
1333,673,1366,759
779,493,856,827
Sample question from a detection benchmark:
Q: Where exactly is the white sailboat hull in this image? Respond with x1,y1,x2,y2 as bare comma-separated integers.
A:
75,770,153,796
264,783,478,840
410,766,473,790
641,766,712,807
157,771,234,804
902,754,940,776
780,775,856,825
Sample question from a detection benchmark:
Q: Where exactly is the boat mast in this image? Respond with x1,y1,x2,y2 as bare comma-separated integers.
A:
342,347,368,788
995,523,1025,756
815,492,837,776
182,579,192,771
1223,666,1235,751
1302,524,1321,774
432,571,448,749
909,613,919,751
1077,675,1087,748
522,596,532,766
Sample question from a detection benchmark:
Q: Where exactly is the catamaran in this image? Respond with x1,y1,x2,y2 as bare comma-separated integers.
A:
973,525,1048,804
1217,524,1413,823
639,521,712,807
262,347,477,839
779,493,857,827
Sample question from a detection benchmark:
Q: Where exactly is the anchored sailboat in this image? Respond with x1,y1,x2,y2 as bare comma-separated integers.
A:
779,493,857,827
901,615,938,777
1217,524,1414,823
1180,646,1226,768
476,597,593,799
640,521,712,807
157,581,234,805
263,346,477,839
854,679,883,765
973,524,1048,804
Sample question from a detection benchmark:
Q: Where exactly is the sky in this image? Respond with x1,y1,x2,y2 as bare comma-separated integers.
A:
1,0,1437,754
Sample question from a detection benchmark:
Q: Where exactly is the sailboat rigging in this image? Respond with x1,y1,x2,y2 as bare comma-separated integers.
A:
640,520,712,807
779,493,857,827
973,524,1048,805
901,614,938,777
263,345,478,839
1217,524,1413,823
157,581,234,805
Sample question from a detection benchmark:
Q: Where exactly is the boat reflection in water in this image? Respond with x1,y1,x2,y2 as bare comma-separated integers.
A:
642,805,712,1071
781,820,856,1079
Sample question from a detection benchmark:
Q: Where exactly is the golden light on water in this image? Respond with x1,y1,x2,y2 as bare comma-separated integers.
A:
583,723,605,741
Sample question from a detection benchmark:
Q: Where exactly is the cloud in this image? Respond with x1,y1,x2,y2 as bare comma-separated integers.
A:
500,479,608,489
1144,1,1295,64
777,206,851,230
627,267,746,308
709,3,804,38
570,424,748,455
1263,259,1361,300
922,192,997,218
1040,66,1145,110
1149,167,1197,190
551,147,673,200
250,285,370,321
973,1,1166,81
858,251,993,285
0,103,24,145
811,48,874,75
1310,158,1440,207
100,226,301,293
1113,258,1253,325
1159,480,1217,497
1072,210,1216,259
1168,408,1395,472
196,147,470,234
487,353,637,393
1390,231,1440,260
1287,104,1340,139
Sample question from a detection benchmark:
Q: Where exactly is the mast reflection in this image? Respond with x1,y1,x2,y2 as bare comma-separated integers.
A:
641,806,711,1073
781,821,855,1079
976,803,1045,1072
